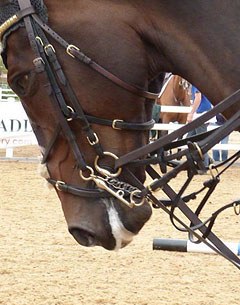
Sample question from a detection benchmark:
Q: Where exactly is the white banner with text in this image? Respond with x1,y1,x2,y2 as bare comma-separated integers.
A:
0,102,37,148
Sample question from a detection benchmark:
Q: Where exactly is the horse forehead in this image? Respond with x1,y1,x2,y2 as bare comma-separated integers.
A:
6,30,34,66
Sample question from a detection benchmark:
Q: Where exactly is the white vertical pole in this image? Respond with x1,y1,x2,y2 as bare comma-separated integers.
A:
6,147,14,158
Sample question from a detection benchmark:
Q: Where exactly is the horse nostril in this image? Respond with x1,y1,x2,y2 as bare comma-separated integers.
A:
69,227,98,247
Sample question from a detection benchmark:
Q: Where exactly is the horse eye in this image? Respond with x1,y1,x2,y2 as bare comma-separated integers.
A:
11,72,38,97
15,74,30,95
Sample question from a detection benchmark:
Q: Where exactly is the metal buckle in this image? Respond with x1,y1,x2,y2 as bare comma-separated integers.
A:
66,44,80,58
33,57,45,73
55,180,66,191
66,106,75,121
35,36,44,46
87,133,99,146
44,44,55,55
112,119,124,130
33,57,45,65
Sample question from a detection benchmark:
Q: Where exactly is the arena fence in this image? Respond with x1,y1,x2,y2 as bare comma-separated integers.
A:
0,100,239,161
0,87,19,102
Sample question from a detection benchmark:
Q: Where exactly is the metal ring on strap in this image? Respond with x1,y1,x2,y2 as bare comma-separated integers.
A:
55,180,66,191
130,189,145,206
193,142,204,160
79,166,95,181
94,152,122,177
233,202,240,215
66,106,75,121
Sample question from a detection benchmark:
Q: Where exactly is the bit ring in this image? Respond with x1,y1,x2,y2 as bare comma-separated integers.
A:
95,152,122,178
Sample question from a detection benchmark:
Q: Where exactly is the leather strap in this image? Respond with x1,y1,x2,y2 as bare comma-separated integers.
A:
145,165,240,269
85,116,155,130
4,0,240,269
31,14,159,100
16,6,35,20
115,89,240,168
47,178,111,198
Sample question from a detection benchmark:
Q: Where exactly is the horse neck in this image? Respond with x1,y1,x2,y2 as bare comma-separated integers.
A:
136,2,240,104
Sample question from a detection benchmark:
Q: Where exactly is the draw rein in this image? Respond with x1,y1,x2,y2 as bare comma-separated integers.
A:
1,0,240,269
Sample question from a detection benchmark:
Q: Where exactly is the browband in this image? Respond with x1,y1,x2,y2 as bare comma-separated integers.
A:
0,6,35,41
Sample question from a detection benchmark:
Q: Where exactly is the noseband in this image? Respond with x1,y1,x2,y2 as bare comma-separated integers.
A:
1,0,240,269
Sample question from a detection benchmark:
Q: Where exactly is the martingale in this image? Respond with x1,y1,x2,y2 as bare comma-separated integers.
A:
0,0,240,269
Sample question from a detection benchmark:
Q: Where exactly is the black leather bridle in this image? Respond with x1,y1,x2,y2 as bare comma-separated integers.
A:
0,0,158,205
1,0,240,269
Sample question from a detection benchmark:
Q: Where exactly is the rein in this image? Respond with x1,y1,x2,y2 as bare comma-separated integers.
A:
1,0,240,269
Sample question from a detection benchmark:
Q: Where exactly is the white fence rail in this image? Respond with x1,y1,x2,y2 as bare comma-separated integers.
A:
0,87,19,102
159,105,191,114
0,99,239,160
152,123,240,151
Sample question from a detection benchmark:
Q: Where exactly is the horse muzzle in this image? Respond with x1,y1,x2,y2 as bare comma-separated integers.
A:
66,197,151,250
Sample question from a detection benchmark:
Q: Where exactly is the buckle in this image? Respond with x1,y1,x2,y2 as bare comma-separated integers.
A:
66,106,75,121
112,119,123,130
35,36,44,46
55,180,65,191
66,44,80,58
44,44,55,55
87,133,99,146
33,57,45,73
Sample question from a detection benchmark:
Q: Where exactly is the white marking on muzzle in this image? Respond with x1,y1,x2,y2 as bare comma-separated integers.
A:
106,200,135,250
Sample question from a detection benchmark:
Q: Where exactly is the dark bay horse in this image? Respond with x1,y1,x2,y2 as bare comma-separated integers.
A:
1,1,240,259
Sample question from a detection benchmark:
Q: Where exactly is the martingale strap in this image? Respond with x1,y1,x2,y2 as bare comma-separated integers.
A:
123,163,240,269
115,88,240,168
145,165,240,269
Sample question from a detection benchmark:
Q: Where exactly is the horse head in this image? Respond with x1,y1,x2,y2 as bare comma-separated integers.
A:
2,0,240,256
1,0,154,250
